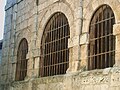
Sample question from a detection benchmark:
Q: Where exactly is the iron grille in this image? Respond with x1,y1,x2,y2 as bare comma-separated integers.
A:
40,12,70,77
15,38,28,81
88,5,115,70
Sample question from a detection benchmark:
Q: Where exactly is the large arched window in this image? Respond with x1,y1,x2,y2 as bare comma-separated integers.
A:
88,5,115,70
40,12,70,77
15,38,28,81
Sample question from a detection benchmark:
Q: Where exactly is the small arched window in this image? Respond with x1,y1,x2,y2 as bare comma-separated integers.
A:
88,5,115,70
40,12,70,77
15,38,28,81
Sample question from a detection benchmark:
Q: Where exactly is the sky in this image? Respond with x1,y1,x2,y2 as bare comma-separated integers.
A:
0,0,6,40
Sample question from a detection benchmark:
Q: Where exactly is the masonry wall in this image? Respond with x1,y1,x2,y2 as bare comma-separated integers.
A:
1,0,120,90
9,68,120,90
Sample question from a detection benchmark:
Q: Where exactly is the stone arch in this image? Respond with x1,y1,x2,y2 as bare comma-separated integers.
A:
83,0,120,33
15,29,31,57
38,2,74,44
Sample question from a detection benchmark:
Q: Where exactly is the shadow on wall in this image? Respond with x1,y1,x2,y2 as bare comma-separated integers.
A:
0,40,3,64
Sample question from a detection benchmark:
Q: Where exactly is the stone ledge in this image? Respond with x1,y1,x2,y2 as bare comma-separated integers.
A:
6,67,120,90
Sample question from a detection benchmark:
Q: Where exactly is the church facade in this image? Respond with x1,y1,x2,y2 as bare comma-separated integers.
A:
1,0,120,90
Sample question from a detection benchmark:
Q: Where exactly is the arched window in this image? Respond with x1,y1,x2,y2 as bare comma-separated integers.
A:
40,12,70,77
88,5,115,70
15,38,28,81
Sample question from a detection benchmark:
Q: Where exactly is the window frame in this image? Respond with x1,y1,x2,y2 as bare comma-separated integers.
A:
39,12,70,77
88,5,115,70
15,38,28,81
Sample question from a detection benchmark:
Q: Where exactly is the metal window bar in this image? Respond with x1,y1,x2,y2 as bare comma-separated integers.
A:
15,38,28,81
40,12,70,77
88,5,115,70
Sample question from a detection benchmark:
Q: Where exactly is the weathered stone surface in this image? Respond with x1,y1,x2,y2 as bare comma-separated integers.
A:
4,67,120,90
1,0,120,90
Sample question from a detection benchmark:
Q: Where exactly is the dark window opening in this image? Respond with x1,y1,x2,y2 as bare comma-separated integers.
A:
40,12,70,77
15,38,28,81
88,5,115,70
0,42,2,50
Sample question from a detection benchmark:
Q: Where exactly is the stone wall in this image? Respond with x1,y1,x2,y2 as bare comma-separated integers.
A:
1,0,120,90
9,67,120,90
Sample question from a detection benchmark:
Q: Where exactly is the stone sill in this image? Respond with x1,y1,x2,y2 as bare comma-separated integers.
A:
12,74,65,86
